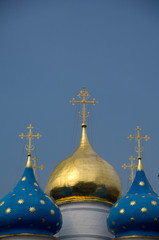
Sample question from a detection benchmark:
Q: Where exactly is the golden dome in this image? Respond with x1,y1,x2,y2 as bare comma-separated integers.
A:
45,125,122,205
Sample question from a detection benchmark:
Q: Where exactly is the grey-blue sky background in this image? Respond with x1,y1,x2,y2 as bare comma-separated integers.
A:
0,0,159,198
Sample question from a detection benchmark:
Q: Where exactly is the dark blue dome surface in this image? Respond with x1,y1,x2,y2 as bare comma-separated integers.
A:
0,157,62,237
107,161,159,238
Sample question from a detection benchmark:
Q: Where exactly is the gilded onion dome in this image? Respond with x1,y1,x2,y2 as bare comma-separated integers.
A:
107,158,159,238
0,154,62,237
45,88,122,205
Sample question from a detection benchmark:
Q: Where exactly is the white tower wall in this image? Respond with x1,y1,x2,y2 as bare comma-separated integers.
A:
56,201,113,240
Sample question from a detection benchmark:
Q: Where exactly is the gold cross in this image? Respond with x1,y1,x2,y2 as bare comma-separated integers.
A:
70,87,98,127
122,156,137,183
32,156,44,180
128,125,150,159
19,124,41,156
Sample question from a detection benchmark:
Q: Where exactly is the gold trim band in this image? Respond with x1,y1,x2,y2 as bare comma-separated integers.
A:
0,233,57,239
116,235,159,239
55,196,113,206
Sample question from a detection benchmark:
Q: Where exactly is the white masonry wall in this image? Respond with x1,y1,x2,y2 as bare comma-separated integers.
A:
56,201,113,240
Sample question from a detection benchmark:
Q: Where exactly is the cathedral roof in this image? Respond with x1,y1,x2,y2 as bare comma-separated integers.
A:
45,88,122,205
0,154,62,237
45,124,122,205
107,158,159,238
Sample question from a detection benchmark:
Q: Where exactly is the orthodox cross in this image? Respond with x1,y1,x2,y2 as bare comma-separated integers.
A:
122,156,137,183
70,87,98,127
19,124,41,156
128,125,150,160
32,156,44,180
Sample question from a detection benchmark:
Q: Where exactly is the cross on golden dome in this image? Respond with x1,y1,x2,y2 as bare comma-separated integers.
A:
122,156,137,183
19,124,41,156
128,126,150,160
32,156,44,181
70,87,98,127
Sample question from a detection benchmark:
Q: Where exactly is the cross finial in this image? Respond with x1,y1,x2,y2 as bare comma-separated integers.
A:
128,125,150,160
122,156,137,183
19,124,42,156
32,156,44,181
70,87,98,127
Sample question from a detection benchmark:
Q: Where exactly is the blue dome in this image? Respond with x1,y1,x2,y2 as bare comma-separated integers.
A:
0,155,62,237
107,159,159,238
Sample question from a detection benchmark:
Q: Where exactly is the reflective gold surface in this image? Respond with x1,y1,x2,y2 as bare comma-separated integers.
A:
0,233,57,239
55,196,114,206
45,126,122,205
137,159,144,171
116,236,159,239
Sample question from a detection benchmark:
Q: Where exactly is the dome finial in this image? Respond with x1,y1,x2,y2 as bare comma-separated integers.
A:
19,124,42,167
137,157,144,171
128,125,150,168
70,87,98,127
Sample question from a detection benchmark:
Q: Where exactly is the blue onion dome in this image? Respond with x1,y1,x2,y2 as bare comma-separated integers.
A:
107,158,159,238
0,154,62,237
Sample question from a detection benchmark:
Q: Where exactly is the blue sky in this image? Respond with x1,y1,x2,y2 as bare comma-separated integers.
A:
0,0,159,198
